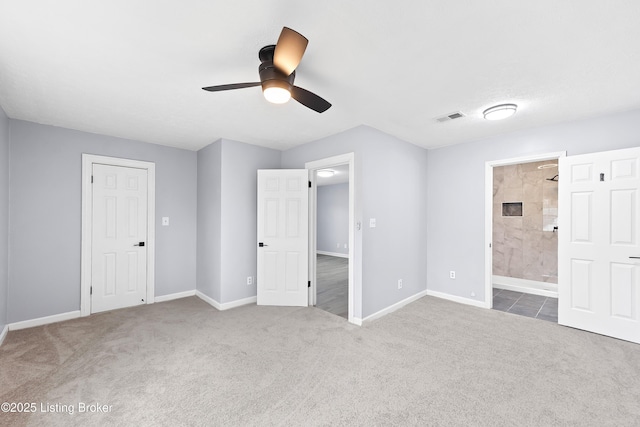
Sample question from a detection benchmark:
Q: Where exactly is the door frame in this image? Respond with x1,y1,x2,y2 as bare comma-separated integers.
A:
306,153,355,324
80,154,156,316
484,151,566,308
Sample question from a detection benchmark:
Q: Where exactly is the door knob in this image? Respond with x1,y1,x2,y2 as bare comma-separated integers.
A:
630,256,640,259
258,242,268,247
134,242,145,247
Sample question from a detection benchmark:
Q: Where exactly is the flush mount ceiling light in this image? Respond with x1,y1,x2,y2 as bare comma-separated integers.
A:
537,163,558,169
317,169,335,178
483,104,517,121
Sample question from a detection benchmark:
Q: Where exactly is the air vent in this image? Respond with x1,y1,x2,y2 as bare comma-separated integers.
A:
435,111,466,122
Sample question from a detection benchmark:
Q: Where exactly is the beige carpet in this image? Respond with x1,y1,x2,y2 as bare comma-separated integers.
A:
1,296,639,426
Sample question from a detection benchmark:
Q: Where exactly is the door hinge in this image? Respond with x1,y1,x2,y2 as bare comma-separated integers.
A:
90,286,93,295
309,181,311,188
91,175,94,183
308,281,311,288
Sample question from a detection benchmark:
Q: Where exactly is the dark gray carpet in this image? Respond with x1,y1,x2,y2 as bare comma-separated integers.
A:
1,295,639,426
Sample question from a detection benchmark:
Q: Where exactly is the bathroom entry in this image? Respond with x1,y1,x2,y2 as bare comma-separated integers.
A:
487,154,565,322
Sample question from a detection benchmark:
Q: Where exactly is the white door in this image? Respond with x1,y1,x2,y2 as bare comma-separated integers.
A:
91,164,148,313
559,146,640,343
257,169,309,306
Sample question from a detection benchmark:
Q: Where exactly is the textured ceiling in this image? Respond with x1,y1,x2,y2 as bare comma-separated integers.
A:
1,1,639,151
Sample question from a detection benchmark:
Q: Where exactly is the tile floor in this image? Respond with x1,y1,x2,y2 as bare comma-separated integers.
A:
492,288,558,322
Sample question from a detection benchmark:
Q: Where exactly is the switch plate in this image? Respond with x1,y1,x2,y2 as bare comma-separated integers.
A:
162,217,170,226
369,218,376,228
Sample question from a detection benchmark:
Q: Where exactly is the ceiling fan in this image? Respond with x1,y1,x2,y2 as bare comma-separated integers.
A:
202,27,331,113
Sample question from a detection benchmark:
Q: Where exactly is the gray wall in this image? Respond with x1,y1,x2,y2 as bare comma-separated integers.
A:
427,108,640,303
281,126,429,319
197,138,280,304
196,140,222,302
8,120,197,323
317,183,349,255
220,139,280,303
0,107,9,332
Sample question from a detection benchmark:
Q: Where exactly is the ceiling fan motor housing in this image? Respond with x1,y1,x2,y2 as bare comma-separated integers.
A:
258,45,295,91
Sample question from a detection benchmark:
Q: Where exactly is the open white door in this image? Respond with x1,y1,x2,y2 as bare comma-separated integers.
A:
559,146,640,343
257,169,309,306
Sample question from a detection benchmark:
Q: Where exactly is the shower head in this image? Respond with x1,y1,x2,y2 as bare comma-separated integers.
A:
547,174,559,182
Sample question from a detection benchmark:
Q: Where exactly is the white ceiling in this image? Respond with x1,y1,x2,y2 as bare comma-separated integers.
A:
1,1,639,152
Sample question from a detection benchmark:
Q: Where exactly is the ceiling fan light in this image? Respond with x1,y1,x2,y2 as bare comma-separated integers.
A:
263,81,291,104
483,104,517,120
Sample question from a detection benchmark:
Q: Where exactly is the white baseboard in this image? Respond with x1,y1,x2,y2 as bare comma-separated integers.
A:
196,291,256,311
493,275,558,298
316,250,348,258
426,290,489,309
8,310,81,331
0,325,8,346
357,289,429,324
155,290,196,303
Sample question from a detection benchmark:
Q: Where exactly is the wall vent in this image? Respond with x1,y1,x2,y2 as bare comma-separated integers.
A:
435,111,466,122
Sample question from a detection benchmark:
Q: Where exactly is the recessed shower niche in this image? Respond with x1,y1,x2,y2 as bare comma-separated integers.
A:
502,202,523,217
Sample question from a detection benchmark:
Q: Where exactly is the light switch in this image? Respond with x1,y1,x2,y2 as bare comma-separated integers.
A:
162,217,170,226
369,218,376,228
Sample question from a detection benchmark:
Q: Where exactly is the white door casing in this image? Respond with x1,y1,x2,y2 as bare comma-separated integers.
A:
91,164,148,313
81,154,155,316
558,146,640,343
306,152,356,324
257,169,309,306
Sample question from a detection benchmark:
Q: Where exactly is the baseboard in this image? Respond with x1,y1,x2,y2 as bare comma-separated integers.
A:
8,310,81,331
358,289,429,324
493,275,558,298
426,290,489,309
155,290,196,303
316,250,348,258
196,291,256,311
0,325,8,346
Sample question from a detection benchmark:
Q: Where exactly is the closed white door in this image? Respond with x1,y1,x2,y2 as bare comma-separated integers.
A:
91,164,148,313
558,146,640,343
257,169,309,306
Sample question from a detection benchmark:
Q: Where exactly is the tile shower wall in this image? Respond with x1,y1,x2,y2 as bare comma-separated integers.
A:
493,160,558,283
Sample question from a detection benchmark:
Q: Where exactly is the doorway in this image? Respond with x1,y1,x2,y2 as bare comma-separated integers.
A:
81,154,156,316
484,152,566,321
315,164,349,318
306,153,355,323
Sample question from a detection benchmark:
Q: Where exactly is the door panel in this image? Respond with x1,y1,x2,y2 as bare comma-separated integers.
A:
257,169,309,307
559,147,640,343
92,164,148,313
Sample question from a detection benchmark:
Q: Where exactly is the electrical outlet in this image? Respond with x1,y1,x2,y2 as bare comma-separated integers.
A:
337,243,340,248
247,276,253,285
398,279,403,289
449,271,456,279
344,243,347,249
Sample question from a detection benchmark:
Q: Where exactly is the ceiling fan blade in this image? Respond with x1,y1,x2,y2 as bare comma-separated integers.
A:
291,86,331,113
202,82,261,92
273,27,308,76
